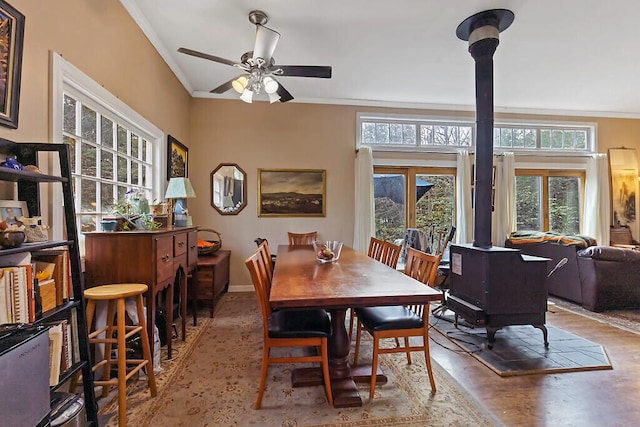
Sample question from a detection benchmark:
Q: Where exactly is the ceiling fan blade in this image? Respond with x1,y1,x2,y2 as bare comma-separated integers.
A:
178,47,241,68
210,76,240,94
253,25,280,64
276,82,294,103
275,65,332,79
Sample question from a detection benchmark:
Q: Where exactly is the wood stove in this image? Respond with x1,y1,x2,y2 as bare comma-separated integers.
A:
446,9,550,348
448,244,549,348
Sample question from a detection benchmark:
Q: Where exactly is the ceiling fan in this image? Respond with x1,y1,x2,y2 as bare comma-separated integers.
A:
178,10,332,103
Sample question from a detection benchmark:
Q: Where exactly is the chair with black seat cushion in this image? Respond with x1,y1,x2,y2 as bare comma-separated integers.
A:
245,248,333,409
256,240,274,291
353,247,440,399
254,237,277,267
287,231,317,245
348,237,402,340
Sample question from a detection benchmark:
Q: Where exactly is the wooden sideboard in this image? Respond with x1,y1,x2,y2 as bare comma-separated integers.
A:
189,250,230,326
84,226,198,359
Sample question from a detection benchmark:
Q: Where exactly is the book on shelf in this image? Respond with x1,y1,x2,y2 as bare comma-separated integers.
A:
32,249,70,307
46,318,73,386
0,265,37,324
48,322,63,386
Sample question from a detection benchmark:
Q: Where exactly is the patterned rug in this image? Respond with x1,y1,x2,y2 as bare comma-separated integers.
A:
98,293,502,426
548,298,640,334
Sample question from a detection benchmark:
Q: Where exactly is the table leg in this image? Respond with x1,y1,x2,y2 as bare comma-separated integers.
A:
290,308,387,407
180,268,187,341
146,288,155,364
190,268,198,326
165,283,173,359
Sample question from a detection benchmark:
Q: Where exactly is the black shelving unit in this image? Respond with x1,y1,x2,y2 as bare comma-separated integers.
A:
0,138,97,425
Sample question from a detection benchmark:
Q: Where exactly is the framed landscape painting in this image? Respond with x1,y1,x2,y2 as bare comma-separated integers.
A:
0,1,25,129
258,169,326,217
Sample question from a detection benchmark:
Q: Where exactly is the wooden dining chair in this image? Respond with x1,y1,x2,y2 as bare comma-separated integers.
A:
288,231,317,245
244,248,333,408
256,240,274,290
254,237,277,267
348,237,402,340
353,247,441,399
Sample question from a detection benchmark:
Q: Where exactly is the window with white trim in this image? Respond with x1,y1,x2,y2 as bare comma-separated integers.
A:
358,113,595,154
53,53,163,234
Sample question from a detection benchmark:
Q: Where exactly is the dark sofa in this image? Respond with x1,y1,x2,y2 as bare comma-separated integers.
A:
577,245,640,311
504,239,586,305
506,231,640,312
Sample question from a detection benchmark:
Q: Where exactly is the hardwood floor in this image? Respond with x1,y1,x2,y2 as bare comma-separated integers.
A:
429,303,640,426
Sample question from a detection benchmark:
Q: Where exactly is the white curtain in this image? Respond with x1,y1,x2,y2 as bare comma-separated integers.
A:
495,152,516,245
456,150,473,243
353,146,374,252
584,153,610,245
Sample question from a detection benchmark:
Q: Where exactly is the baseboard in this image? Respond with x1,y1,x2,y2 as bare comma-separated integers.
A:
228,284,253,293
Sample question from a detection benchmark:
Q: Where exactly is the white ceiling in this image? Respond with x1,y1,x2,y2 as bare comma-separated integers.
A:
121,0,640,118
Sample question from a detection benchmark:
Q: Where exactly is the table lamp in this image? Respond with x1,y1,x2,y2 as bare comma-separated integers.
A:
165,177,197,226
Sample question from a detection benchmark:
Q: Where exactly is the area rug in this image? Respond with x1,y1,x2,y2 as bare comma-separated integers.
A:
430,310,612,377
100,293,502,426
548,298,640,335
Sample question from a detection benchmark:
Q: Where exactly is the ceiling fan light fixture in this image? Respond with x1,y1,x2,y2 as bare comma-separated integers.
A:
240,88,253,103
263,76,279,94
232,75,248,93
268,91,281,103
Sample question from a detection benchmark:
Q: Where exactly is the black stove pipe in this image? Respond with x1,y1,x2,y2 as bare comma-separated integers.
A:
456,9,514,249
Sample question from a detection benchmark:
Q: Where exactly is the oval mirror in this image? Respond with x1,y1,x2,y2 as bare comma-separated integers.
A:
211,163,247,215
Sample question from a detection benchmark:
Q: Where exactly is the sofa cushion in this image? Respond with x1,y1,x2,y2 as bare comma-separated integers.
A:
578,245,640,262
507,231,596,248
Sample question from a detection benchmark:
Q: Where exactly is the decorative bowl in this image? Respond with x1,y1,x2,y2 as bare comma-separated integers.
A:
313,240,343,263
0,230,25,248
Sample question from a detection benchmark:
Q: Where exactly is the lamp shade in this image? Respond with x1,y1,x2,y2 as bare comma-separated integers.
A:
165,177,197,199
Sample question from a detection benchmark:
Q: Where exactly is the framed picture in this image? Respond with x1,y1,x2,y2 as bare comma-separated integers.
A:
609,148,639,238
0,200,28,225
167,135,188,179
258,169,326,217
0,1,25,129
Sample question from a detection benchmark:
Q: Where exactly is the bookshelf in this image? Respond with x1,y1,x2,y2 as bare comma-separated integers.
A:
0,139,97,425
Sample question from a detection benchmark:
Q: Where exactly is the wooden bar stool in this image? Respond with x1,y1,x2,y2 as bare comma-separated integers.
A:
84,284,157,426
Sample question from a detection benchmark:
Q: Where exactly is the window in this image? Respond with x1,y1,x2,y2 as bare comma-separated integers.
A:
53,53,163,235
359,113,595,155
361,116,474,150
494,125,590,152
515,170,584,234
374,167,455,245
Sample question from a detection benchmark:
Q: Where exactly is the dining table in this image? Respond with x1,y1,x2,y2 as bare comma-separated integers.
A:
269,244,442,408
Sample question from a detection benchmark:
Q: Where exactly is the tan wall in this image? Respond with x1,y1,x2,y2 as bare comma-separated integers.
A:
2,1,640,288
0,0,190,143
188,100,640,288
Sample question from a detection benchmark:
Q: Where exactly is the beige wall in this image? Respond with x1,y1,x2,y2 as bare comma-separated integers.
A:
2,1,640,289
188,101,640,288
0,0,190,143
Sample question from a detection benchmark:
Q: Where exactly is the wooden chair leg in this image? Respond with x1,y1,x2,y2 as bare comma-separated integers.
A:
423,331,436,391
116,298,127,427
369,335,380,399
256,345,270,409
320,339,333,406
404,336,412,364
348,309,355,341
102,300,116,398
135,294,157,397
353,322,363,366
